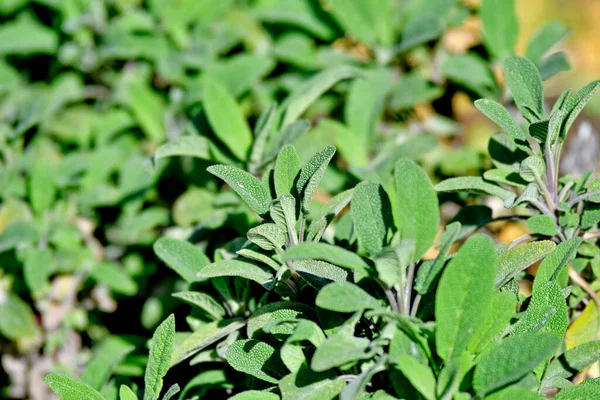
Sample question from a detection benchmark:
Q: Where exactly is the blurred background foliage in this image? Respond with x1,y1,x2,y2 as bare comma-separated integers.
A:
0,0,598,398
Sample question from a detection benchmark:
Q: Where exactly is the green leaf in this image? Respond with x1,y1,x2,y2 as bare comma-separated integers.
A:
226,339,288,383
125,81,166,141
316,282,380,313
394,159,439,260
29,159,56,214
249,103,278,171
154,136,210,163
526,215,558,236
153,238,210,283
351,181,391,256
484,386,545,400
144,314,175,400
399,15,444,52
519,155,546,182
473,332,561,397
266,120,311,161
284,242,369,272
230,391,280,400
560,80,600,141
526,22,569,64
207,164,272,215
435,177,516,202
44,373,105,400
345,69,393,165
172,291,226,320
0,291,40,340
395,355,436,400
311,333,371,372
23,248,52,299
204,80,253,160
306,189,354,241
513,281,568,337
495,241,556,288
247,301,314,339
274,145,301,197
0,220,38,253
293,259,348,289
538,52,570,81
435,235,496,362
555,378,600,400
171,319,245,366
442,53,498,98
480,0,519,59
474,99,526,142
197,259,275,289
296,145,336,213
247,223,287,250
0,14,57,55
279,363,344,400
325,0,393,45
89,262,138,296
503,56,545,121
414,222,461,294
161,384,179,400
281,65,360,128
81,337,135,390
544,341,600,389
469,291,517,354
120,385,138,400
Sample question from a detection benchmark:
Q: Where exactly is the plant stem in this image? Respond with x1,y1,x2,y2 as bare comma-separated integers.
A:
404,262,416,315
298,216,306,242
377,279,399,313
410,294,421,317
508,234,533,249
568,191,600,206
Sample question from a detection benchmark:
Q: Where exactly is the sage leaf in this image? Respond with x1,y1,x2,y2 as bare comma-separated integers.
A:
504,56,545,121
249,103,278,171
197,259,275,289
171,291,226,320
293,259,348,289
154,136,210,163
526,215,558,236
414,222,461,295
560,80,600,141
207,164,271,215
204,80,252,160
395,355,436,400
296,145,336,213
0,291,40,340
279,363,344,400
513,281,568,337
281,65,360,128
225,339,288,383
435,177,516,202
230,391,280,400
495,241,556,288
394,159,439,260
474,99,526,142
311,333,371,372
399,14,444,52
539,52,570,81
237,249,280,271
484,386,545,400
144,314,175,400
153,238,210,283
351,181,391,257
480,0,519,59
274,144,301,197
44,373,105,400
247,301,314,339
473,332,562,397
284,242,369,272
247,223,287,250
119,385,138,400
171,319,246,366
29,159,56,214
544,341,600,390
519,155,546,182
161,384,179,400
555,379,600,399
469,291,517,354
316,282,380,313
526,21,569,64
435,235,496,362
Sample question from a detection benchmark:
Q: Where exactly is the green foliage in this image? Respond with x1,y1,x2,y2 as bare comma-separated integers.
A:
1,1,596,398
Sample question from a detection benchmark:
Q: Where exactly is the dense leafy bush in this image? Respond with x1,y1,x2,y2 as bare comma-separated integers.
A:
1,0,597,399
